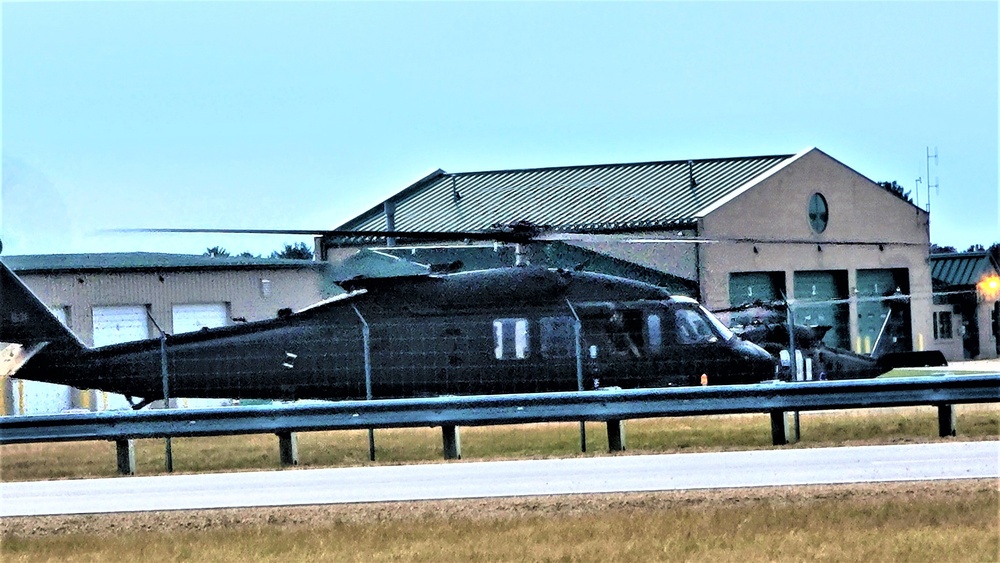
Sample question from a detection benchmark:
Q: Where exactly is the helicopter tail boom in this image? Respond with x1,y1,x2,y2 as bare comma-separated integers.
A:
1,260,86,358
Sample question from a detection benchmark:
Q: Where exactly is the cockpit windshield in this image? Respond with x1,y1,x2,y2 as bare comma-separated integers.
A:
673,305,734,344
701,306,735,341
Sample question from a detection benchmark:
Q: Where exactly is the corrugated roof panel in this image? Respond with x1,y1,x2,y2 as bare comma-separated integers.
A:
3,253,323,273
930,252,998,287
339,154,795,236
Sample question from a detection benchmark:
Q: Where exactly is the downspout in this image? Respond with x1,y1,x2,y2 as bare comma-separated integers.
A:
384,201,397,247
695,219,705,302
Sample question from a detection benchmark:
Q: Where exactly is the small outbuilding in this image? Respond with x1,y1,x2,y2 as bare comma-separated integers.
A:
929,251,1000,360
1,252,328,414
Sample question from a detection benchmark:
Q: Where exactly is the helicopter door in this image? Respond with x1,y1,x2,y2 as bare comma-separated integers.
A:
579,307,667,389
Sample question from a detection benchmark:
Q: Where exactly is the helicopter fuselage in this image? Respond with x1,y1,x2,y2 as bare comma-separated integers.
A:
10,267,777,403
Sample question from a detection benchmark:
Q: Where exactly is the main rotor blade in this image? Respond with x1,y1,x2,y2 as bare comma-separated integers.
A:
536,233,717,244
111,228,541,243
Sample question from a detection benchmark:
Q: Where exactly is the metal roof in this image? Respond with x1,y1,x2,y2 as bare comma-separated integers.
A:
929,252,1000,287
2,253,325,274
337,152,798,235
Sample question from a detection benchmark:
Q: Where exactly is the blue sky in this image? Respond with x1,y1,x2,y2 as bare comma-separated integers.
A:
2,1,997,257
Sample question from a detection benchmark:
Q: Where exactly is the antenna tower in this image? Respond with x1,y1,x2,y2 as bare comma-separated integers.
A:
925,146,938,213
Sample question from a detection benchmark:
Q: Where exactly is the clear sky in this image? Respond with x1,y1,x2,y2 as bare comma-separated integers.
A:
2,1,997,257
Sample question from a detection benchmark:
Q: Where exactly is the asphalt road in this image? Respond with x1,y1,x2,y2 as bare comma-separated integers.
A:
2,441,996,517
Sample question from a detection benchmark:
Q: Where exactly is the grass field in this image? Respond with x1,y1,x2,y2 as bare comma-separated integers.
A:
2,480,997,562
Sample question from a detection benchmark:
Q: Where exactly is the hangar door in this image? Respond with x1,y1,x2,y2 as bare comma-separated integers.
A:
93,305,150,347
793,270,849,349
857,269,911,354
92,305,150,411
13,306,73,415
729,272,786,306
172,303,229,334
171,304,233,408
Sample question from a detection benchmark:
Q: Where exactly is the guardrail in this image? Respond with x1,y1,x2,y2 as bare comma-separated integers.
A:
2,374,998,475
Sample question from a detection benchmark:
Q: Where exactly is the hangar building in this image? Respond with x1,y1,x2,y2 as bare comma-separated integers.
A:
322,147,952,360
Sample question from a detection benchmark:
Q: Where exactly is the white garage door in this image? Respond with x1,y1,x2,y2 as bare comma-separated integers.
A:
172,303,235,408
172,303,229,334
93,306,150,347
92,305,150,411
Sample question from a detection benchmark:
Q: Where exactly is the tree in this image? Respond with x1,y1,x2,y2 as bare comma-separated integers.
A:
270,242,313,260
966,244,986,252
203,246,230,257
930,243,957,254
877,181,913,204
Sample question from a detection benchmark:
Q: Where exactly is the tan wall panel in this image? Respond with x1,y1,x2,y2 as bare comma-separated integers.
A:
18,268,324,346
701,149,930,245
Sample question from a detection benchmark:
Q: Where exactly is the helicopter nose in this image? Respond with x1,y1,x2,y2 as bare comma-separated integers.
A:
737,339,778,382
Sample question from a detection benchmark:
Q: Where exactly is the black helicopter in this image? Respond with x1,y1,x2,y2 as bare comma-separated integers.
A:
713,299,947,380
1,239,777,407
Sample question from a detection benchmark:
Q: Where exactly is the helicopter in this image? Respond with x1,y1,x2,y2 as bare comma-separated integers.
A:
1,231,778,408
712,299,947,381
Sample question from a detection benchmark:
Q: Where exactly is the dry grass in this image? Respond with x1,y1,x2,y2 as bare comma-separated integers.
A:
2,480,997,562
1,405,997,481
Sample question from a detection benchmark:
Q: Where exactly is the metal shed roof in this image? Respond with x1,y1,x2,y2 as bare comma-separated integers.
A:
930,252,1000,288
2,253,325,274
337,152,798,235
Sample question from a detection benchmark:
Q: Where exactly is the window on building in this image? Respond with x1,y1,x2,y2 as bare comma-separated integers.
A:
933,311,953,340
808,193,829,233
540,316,576,358
494,318,530,360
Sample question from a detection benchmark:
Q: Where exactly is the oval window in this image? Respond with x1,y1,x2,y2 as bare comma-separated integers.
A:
808,193,829,233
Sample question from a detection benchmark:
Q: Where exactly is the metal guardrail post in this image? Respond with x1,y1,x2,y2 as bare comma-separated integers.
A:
442,425,461,460
770,411,801,445
937,404,956,437
606,419,626,452
770,411,789,445
277,431,299,467
791,411,800,443
115,439,135,475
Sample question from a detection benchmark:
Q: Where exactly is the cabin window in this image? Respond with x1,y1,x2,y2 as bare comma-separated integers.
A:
674,308,718,344
646,314,663,354
494,318,530,360
607,310,645,356
933,311,953,340
540,316,576,358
